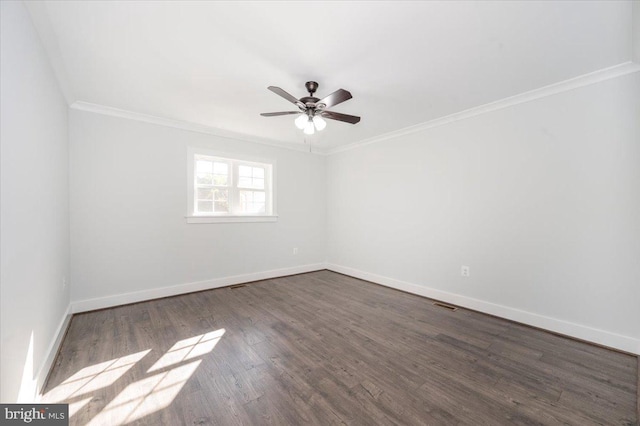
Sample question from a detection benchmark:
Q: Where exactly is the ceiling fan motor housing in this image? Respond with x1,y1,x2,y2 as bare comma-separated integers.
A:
299,81,321,110
305,81,319,95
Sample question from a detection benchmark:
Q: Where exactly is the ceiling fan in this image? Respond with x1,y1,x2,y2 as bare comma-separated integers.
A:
260,81,361,135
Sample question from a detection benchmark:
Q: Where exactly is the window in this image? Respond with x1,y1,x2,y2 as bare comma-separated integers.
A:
187,149,276,223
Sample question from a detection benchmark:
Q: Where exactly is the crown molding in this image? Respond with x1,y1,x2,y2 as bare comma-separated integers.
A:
328,62,640,155
70,101,324,155
70,61,639,157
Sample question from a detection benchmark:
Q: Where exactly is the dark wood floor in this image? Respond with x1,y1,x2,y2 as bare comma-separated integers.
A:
43,271,638,425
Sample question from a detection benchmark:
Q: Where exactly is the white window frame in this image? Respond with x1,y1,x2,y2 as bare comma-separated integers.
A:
186,147,277,223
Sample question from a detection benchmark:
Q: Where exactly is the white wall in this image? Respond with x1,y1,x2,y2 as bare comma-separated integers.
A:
327,72,640,353
1,1,71,402
69,109,326,309
634,0,640,64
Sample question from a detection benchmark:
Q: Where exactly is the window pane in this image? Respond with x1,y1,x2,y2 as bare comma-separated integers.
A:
238,175,264,189
196,173,213,185
213,162,228,174
239,165,252,177
213,174,228,186
238,176,252,188
197,201,213,213
253,167,264,179
214,201,229,212
239,191,266,214
197,188,213,200
196,160,213,173
213,189,228,201
239,191,249,212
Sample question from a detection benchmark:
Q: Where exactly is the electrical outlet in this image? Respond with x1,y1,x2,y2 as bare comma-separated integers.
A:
293,247,299,255
461,266,470,277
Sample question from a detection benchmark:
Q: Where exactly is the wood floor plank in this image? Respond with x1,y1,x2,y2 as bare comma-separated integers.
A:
42,271,638,425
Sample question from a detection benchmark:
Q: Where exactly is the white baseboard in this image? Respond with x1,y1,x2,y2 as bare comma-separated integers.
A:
71,263,327,313
36,303,72,399
326,263,639,355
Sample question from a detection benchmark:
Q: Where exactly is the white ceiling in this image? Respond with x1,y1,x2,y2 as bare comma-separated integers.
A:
29,1,633,151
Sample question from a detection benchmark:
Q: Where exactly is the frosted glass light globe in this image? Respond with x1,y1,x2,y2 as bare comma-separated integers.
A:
313,116,327,131
303,120,315,135
294,114,308,129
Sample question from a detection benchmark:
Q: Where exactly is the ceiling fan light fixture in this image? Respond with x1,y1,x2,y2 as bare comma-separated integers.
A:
312,115,326,131
303,120,315,135
294,114,308,129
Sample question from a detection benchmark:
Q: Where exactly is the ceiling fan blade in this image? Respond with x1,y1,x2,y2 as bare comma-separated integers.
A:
260,111,301,117
317,89,352,109
321,111,361,124
267,86,303,107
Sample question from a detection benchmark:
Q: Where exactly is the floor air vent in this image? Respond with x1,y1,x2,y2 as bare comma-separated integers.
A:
433,302,458,311
229,284,247,289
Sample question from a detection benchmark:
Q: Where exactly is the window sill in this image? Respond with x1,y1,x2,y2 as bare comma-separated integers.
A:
185,215,278,224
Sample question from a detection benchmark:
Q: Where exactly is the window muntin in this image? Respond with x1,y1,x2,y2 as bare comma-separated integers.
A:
191,153,273,217
238,165,265,189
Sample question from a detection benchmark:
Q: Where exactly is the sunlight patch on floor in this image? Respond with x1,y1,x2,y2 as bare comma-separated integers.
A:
43,328,227,424
43,349,150,402
86,360,201,425
147,329,225,373
68,397,93,418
